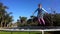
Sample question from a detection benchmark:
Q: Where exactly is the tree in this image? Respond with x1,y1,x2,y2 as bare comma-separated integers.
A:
0,2,13,27
19,16,27,23
27,16,38,26
17,16,27,27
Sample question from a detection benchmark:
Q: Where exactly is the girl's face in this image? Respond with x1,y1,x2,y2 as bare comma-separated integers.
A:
38,4,42,8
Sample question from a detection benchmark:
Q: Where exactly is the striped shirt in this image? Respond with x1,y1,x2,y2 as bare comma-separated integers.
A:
34,8,47,18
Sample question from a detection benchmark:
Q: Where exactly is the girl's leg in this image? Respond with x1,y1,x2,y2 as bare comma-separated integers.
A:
38,18,42,24
41,18,45,25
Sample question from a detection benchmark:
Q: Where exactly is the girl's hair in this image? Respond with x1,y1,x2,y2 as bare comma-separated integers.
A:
38,4,42,6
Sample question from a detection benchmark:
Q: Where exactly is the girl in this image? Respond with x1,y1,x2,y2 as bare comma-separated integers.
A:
33,4,48,25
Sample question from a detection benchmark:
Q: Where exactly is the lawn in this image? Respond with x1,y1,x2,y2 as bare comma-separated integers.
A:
0,31,42,34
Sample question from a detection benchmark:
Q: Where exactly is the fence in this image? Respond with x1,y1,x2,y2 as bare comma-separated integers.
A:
0,29,60,34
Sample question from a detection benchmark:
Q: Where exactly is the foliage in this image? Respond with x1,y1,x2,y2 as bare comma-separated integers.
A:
0,2,13,27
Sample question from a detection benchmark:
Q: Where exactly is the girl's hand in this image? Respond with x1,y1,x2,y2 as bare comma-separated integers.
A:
46,13,48,14
45,12,48,15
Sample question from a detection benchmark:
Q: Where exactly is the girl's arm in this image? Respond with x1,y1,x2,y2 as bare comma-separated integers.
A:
33,8,38,15
42,8,48,14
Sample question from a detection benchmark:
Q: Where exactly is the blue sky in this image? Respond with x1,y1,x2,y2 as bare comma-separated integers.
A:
0,0,60,22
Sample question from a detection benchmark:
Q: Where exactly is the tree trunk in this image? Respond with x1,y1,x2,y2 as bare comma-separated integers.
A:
1,21,3,28
4,21,6,27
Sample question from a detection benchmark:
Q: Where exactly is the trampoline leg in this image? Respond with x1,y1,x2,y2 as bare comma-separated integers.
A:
11,32,13,34
42,31,44,34
29,31,30,34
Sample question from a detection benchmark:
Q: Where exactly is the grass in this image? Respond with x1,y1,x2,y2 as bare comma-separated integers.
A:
0,31,42,34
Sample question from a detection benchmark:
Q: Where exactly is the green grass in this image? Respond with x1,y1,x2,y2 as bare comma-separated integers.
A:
0,31,42,34
0,31,11,34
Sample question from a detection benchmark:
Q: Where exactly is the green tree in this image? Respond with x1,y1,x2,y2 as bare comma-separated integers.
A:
17,16,27,27
0,2,13,27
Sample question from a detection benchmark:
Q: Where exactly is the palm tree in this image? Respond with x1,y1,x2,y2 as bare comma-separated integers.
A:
19,16,27,23
0,2,7,27
17,16,27,27
27,16,38,26
0,2,13,27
